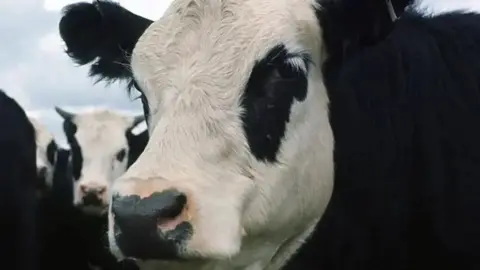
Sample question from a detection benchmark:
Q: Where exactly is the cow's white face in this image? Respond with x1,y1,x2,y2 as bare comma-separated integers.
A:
59,0,334,268
55,108,144,216
110,0,333,267
29,117,57,192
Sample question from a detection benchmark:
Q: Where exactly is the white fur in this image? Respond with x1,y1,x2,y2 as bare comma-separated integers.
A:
70,109,140,215
110,0,333,269
29,117,56,188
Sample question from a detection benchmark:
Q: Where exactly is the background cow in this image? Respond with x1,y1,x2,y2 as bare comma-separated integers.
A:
35,119,142,270
59,0,480,269
55,107,146,216
0,89,38,270
29,117,59,194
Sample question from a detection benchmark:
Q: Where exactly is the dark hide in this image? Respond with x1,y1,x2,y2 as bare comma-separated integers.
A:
284,6,480,270
318,0,413,63
36,148,139,270
0,90,38,270
37,139,59,194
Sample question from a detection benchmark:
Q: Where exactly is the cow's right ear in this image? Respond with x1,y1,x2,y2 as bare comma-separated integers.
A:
58,0,153,84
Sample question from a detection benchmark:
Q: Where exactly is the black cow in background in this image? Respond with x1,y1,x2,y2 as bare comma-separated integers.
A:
0,89,38,270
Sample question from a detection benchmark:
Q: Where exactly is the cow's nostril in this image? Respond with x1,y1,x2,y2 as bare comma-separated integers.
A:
154,191,186,220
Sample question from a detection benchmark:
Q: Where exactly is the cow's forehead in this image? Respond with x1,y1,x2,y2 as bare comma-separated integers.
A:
73,110,131,149
74,110,130,128
131,0,319,97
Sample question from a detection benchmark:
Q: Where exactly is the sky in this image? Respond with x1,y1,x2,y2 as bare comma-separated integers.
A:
1,0,479,147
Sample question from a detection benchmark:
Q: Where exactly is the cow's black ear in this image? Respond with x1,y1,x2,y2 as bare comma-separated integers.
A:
58,0,153,84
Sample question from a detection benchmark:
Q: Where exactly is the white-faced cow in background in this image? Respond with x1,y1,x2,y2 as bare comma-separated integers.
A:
55,107,145,216
59,0,480,269
29,116,58,192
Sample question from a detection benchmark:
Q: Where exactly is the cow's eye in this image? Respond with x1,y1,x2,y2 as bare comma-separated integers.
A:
116,149,126,161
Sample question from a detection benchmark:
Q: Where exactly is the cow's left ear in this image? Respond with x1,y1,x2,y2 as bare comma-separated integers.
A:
59,0,153,84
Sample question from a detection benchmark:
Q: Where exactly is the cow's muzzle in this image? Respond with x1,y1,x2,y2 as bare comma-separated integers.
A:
111,189,193,260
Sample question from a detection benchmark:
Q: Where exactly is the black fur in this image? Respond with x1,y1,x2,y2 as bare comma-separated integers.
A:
241,44,310,162
59,0,153,86
46,140,58,165
284,5,480,270
62,119,83,180
318,0,413,63
0,90,38,270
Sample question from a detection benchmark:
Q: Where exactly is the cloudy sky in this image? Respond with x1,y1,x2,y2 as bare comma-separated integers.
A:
1,0,479,147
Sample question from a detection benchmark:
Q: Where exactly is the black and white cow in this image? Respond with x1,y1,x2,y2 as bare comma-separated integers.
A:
28,117,59,193
59,0,480,269
54,107,146,216
35,133,140,270
0,90,38,270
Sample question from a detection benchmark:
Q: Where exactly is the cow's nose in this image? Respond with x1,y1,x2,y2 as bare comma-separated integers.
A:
80,184,106,205
111,189,192,260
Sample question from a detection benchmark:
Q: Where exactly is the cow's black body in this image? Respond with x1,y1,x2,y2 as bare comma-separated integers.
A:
285,8,480,270
0,90,38,270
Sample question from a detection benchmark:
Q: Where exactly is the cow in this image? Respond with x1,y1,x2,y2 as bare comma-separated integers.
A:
58,0,480,269
54,107,146,216
28,117,59,194
0,89,38,270
36,136,140,270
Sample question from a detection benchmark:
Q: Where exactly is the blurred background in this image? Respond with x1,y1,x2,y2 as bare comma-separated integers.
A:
0,0,478,147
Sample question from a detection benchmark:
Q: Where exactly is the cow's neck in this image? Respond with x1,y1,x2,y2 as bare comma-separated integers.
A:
136,218,320,270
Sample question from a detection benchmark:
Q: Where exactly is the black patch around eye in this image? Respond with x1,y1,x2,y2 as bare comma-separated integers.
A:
241,44,310,163
63,120,83,180
46,140,58,165
116,148,127,162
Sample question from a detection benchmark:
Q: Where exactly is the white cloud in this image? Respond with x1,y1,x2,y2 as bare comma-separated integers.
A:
1,64,33,109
